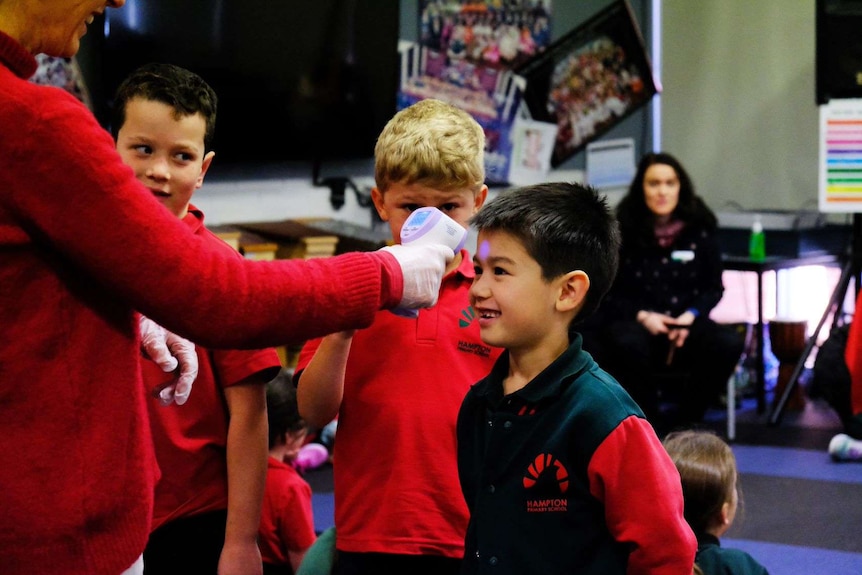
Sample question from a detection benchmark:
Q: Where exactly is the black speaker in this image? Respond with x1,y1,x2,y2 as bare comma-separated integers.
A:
817,0,862,104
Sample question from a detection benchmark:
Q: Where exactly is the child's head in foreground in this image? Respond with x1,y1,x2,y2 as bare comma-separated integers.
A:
112,62,218,218
662,429,741,537
372,98,488,240
469,182,620,346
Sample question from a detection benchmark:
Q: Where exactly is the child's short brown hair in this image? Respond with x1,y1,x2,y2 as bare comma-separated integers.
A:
663,429,740,534
111,62,218,149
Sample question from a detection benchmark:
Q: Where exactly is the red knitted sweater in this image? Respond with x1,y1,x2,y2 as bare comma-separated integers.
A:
0,31,400,575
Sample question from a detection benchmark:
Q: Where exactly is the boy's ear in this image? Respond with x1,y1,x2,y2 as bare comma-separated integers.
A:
556,270,589,313
196,151,216,189
720,501,732,526
370,187,388,221
472,184,489,213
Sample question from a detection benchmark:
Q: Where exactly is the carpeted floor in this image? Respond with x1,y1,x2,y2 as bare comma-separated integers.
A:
303,389,862,574
700,391,862,574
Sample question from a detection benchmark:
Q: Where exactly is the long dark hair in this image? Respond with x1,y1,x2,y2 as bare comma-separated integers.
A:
616,152,717,249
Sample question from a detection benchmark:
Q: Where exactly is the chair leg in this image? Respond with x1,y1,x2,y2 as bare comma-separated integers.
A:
726,321,751,442
727,371,736,441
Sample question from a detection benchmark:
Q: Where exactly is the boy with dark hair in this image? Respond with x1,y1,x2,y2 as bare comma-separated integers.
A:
458,182,696,574
113,62,281,575
259,369,318,575
295,98,503,575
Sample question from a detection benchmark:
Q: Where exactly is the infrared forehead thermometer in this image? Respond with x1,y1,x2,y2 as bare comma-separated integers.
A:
390,207,468,318
400,206,468,252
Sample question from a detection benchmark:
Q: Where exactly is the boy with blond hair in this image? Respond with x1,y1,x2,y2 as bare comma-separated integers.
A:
295,98,503,575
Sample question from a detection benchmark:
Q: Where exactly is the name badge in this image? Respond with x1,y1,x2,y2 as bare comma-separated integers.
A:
671,250,695,262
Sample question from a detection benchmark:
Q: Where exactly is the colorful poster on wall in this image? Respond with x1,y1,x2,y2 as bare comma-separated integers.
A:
397,42,526,184
819,98,862,213
411,1,552,184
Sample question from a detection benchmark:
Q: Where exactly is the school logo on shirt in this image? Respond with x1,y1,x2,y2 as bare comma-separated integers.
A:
457,340,493,357
524,453,569,513
458,306,477,327
456,305,493,357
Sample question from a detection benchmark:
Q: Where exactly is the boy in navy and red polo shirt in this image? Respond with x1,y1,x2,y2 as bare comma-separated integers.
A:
458,182,696,575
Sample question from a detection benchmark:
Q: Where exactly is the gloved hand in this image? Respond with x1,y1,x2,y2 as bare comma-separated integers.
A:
380,243,453,310
139,315,199,406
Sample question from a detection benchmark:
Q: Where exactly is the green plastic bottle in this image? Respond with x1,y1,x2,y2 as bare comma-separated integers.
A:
749,215,766,262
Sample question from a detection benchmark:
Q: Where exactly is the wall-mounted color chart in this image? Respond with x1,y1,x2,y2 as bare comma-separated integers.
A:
820,98,862,213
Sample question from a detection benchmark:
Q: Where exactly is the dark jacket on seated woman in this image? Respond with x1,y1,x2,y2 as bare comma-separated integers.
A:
580,152,745,431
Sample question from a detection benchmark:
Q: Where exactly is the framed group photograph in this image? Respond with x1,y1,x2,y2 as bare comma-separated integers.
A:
515,0,658,167
397,42,526,184
419,0,553,72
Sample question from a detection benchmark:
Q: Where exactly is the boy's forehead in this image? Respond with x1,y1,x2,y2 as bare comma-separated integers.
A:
386,181,476,199
122,98,207,145
476,227,516,241
475,229,522,257
127,96,205,123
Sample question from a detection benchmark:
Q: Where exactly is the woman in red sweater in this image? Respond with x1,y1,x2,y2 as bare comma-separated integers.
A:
0,2,452,574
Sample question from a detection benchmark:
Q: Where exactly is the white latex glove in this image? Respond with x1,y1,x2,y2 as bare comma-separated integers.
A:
138,315,199,406
380,243,453,311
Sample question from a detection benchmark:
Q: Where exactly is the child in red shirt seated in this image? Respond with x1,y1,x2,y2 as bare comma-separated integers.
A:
259,369,318,574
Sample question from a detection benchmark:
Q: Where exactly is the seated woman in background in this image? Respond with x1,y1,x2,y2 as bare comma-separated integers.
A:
581,151,744,432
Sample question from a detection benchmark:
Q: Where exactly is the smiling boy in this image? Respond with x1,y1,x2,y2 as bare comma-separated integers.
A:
458,182,696,575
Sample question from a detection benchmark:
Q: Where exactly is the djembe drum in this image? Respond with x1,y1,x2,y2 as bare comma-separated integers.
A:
768,319,808,411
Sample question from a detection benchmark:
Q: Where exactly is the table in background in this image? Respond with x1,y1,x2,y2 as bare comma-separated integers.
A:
722,253,842,413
